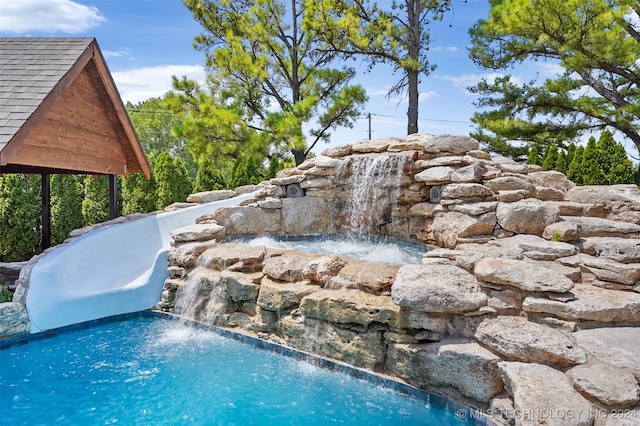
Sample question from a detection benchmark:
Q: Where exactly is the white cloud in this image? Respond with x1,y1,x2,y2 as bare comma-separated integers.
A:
431,46,459,52
103,49,134,60
538,62,565,78
435,72,524,94
0,0,106,34
112,65,206,104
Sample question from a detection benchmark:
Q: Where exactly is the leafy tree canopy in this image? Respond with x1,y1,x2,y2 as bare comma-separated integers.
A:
183,0,367,165
469,0,640,176
127,97,198,180
305,0,452,135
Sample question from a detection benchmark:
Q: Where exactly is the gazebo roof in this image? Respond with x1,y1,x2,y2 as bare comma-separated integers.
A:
0,37,150,178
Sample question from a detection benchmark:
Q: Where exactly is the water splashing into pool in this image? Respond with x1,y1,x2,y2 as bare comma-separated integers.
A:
336,155,409,238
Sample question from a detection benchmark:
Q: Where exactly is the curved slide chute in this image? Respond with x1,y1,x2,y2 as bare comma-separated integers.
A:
26,193,254,332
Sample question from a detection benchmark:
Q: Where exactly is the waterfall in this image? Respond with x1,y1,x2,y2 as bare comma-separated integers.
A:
335,155,409,238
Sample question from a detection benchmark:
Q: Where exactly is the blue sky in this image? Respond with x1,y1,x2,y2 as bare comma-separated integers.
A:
5,0,630,158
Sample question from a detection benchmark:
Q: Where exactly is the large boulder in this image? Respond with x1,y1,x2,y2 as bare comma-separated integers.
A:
567,363,640,409
475,316,587,366
327,259,401,293
573,327,640,379
565,184,640,213
0,302,30,337
582,237,640,263
214,206,282,235
281,197,333,235
414,166,454,185
387,339,503,402
431,211,496,249
523,284,640,323
527,171,575,191
496,199,560,235
262,252,321,282
442,183,495,199
170,223,226,243
256,277,321,312
484,176,536,195
199,243,267,271
498,362,595,426
408,133,479,154
186,189,236,203
579,254,640,285
561,216,640,238
300,289,406,328
495,234,579,260
392,264,487,313
277,315,385,369
474,257,574,293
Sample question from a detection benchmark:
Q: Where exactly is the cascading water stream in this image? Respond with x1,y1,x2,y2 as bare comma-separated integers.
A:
334,155,409,238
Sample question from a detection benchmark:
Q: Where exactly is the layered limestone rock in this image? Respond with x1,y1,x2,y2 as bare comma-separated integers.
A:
0,302,30,337
161,134,640,421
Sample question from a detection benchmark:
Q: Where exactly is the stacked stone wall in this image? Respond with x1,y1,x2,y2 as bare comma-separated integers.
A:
166,134,640,424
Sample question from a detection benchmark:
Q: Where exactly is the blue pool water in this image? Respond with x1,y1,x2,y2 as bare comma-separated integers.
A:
1,317,471,425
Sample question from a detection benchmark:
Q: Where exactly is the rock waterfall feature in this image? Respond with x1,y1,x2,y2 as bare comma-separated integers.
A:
164,134,640,425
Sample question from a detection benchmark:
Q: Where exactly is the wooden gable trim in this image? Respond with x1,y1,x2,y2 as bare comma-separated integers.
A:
0,42,94,167
90,41,150,178
0,39,151,179
9,65,128,175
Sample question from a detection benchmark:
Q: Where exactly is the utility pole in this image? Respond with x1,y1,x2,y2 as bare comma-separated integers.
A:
367,112,372,140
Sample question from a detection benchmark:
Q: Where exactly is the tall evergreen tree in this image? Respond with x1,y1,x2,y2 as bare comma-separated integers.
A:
541,144,559,171
596,130,636,184
121,173,157,215
51,175,84,245
469,0,640,180
526,145,542,165
184,0,367,164
155,152,193,210
193,157,226,192
567,145,584,184
265,155,285,180
554,150,568,174
581,137,607,185
82,175,110,226
0,174,41,261
566,143,577,165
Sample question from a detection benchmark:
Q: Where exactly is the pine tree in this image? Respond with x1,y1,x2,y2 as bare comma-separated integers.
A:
581,137,607,185
193,157,226,192
0,174,42,261
526,145,542,166
122,173,157,215
155,152,193,210
265,155,284,179
541,144,559,171
244,157,262,185
596,131,635,184
554,150,568,175
82,175,110,226
51,175,84,245
566,143,577,165
567,145,584,184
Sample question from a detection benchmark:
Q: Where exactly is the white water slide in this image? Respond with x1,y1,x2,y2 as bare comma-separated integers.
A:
26,193,254,332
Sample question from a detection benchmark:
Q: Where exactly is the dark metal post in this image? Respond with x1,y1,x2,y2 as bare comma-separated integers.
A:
41,173,51,250
367,113,372,140
109,174,117,220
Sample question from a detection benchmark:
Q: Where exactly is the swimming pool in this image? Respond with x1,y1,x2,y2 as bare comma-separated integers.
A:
1,315,477,425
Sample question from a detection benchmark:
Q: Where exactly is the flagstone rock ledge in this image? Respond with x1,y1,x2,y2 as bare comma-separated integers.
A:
162,135,640,425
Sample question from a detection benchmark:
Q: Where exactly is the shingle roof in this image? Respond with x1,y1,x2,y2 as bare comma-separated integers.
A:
0,37,94,151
